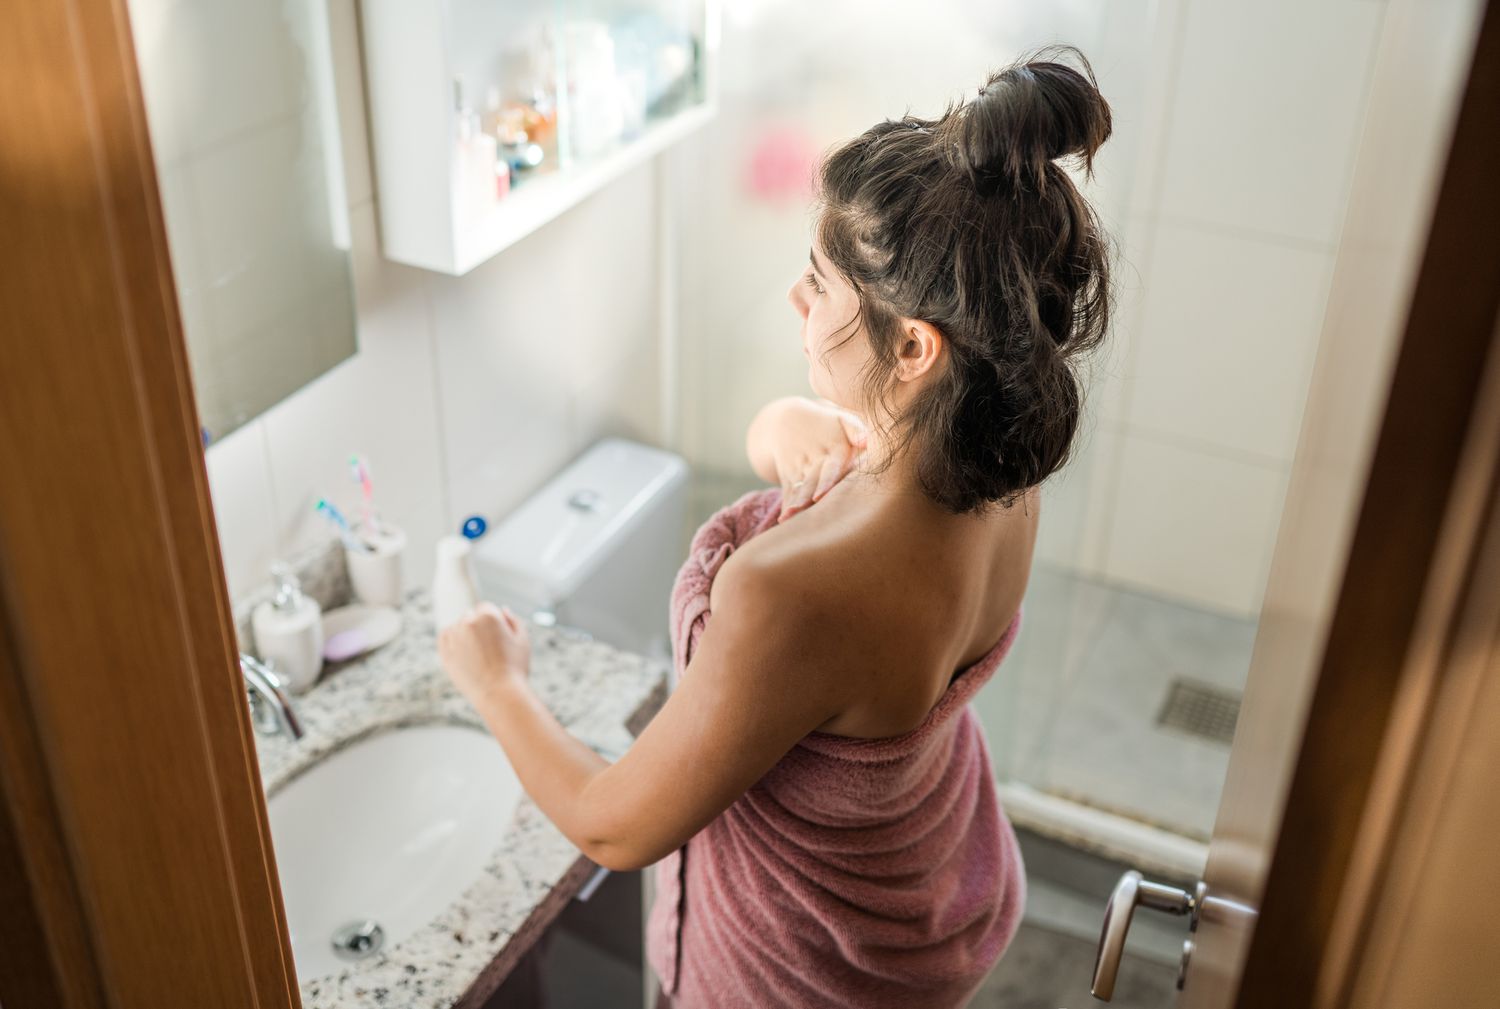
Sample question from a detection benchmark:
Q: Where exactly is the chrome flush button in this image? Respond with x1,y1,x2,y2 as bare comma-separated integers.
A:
567,488,602,512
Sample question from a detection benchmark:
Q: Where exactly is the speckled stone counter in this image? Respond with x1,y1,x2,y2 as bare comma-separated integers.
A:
251,585,671,1009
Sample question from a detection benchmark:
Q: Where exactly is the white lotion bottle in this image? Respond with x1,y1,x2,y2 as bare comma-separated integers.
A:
251,563,324,692
431,535,481,630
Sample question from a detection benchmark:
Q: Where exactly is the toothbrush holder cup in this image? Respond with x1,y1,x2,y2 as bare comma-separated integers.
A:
346,522,407,608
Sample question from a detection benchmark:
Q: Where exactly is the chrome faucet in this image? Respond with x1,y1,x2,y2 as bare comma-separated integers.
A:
240,653,305,740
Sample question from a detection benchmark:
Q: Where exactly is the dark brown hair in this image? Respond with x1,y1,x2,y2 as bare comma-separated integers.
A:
813,44,1114,514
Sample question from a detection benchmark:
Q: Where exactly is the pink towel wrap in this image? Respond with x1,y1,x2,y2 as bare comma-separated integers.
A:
645,486,1027,1008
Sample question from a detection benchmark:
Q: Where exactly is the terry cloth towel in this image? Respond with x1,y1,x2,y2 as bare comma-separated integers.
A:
645,486,1027,1008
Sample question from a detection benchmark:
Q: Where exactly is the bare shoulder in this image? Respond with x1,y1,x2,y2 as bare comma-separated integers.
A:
710,510,872,621
716,512,922,661
711,525,860,630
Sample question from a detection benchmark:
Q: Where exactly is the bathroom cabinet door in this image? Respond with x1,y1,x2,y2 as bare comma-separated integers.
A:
1090,0,1500,1005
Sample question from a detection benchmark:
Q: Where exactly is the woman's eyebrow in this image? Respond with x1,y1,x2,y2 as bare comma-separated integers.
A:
809,247,826,279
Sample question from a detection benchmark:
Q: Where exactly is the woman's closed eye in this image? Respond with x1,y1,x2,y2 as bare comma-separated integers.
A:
803,272,824,296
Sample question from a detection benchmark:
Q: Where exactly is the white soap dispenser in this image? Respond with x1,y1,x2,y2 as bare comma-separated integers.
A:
431,535,481,630
251,563,324,693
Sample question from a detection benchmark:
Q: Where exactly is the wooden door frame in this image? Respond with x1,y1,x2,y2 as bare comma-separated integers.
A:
0,0,299,1005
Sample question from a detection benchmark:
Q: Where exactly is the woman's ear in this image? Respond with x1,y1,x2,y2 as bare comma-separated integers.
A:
895,318,944,383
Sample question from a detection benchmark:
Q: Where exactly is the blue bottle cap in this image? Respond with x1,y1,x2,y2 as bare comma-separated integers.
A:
461,515,488,539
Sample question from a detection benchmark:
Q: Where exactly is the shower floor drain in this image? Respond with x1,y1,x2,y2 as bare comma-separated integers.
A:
1157,679,1241,745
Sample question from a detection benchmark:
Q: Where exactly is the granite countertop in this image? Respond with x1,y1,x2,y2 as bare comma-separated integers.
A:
252,585,671,1009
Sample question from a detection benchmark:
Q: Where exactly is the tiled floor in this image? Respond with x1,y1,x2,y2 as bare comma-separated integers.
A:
973,923,1178,1009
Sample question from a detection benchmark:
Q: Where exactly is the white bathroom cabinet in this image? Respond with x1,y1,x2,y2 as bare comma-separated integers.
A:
359,0,719,275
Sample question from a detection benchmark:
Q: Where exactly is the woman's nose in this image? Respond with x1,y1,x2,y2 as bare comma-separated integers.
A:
787,279,808,318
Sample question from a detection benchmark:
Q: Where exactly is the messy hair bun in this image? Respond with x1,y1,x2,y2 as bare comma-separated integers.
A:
812,44,1114,514
953,56,1113,198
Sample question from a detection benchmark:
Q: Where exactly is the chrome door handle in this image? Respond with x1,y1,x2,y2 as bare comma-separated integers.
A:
1092,870,1202,1001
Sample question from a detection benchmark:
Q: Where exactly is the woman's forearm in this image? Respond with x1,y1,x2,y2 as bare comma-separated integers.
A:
468,676,613,859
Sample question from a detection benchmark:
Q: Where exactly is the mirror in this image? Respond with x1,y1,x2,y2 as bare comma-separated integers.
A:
125,0,359,445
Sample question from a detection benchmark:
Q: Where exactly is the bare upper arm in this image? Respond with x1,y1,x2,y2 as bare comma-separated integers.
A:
577,551,853,870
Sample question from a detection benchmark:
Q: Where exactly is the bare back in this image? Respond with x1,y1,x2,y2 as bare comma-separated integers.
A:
710,475,1040,739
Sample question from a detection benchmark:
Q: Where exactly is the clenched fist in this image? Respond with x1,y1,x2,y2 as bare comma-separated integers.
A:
437,601,532,706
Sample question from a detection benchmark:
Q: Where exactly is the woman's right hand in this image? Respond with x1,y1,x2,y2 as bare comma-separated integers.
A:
767,398,869,523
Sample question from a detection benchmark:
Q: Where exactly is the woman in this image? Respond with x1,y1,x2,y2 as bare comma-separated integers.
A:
438,43,1114,1008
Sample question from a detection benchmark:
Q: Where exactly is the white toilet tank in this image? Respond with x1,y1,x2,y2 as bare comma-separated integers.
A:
471,437,689,663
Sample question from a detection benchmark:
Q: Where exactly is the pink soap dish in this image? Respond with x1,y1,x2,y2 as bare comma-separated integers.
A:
321,604,402,663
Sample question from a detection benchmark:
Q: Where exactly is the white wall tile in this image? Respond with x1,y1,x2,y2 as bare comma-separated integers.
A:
203,421,278,601
1091,211,1154,429
1111,0,1191,225
710,274,810,473
1101,432,1288,617
1036,422,1119,575
427,251,574,507
1126,220,1332,463
260,202,447,588
549,166,659,384
445,416,575,534
1153,0,1382,246
428,163,660,528
570,326,663,451
1076,0,1164,229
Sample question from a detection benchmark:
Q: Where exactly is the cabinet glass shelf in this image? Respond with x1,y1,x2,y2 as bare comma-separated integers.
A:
361,0,719,275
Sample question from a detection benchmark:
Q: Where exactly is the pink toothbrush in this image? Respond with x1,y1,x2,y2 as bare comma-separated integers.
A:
350,454,377,532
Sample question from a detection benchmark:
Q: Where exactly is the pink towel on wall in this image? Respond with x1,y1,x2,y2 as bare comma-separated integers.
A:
645,486,1027,1008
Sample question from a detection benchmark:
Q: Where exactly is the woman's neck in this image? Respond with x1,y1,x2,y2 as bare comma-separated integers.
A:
846,426,934,509
846,422,1010,523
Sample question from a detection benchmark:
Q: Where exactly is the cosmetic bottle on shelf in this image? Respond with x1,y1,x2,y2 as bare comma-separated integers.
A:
564,21,625,161
452,77,500,220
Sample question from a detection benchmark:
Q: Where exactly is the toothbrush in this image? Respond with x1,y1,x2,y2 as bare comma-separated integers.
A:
317,497,372,553
350,454,378,532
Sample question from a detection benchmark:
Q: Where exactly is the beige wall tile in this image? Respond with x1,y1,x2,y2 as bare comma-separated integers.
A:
1101,432,1289,617
1126,220,1332,464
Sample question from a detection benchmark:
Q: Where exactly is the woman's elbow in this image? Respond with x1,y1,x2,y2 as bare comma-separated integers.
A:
745,397,797,483
574,800,665,872
582,837,657,873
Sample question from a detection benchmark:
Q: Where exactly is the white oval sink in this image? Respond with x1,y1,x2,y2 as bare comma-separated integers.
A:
267,723,524,980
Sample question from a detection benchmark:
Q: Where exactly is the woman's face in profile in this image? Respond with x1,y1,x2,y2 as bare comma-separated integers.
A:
787,231,873,416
